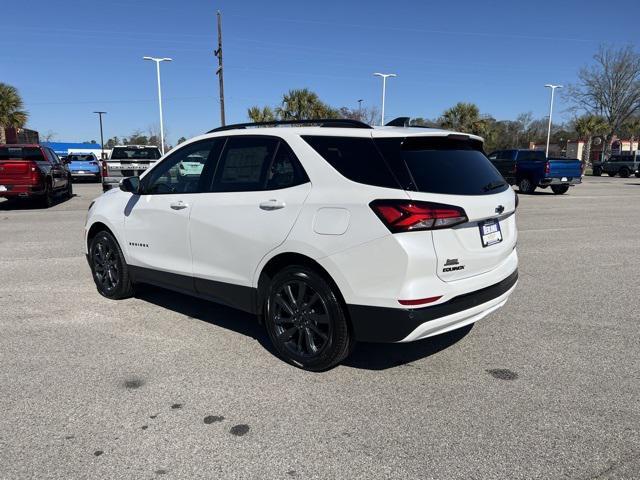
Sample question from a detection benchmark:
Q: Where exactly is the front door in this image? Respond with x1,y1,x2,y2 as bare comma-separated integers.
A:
123,139,219,283
189,135,311,309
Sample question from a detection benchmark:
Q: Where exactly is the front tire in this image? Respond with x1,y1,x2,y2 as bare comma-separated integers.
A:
518,177,536,194
89,230,134,299
264,265,352,371
551,185,569,195
619,167,630,178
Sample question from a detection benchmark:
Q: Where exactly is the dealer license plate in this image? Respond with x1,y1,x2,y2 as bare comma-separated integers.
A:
479,219,503,247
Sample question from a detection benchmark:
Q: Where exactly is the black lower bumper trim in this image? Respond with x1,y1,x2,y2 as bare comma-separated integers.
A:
347,269,518,343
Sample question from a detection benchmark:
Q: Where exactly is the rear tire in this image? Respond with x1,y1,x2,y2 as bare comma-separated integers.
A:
592,167,602,176
65,179,73,199
607,171,617,177
264,265,352,371
635,171,640,178
551,185,569,195
89,230,134,299
518,177,536,194
619,167,630,178
39,182,53,208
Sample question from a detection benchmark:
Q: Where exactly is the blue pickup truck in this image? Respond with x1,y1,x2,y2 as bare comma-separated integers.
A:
487,149,582,194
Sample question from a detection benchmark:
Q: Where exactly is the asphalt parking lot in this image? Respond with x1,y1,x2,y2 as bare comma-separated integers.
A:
1,176,639,480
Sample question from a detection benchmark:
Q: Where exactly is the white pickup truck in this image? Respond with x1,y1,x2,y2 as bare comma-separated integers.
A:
101,145,162,191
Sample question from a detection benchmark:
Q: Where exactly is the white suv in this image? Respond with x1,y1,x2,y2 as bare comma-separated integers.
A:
85,119,518,371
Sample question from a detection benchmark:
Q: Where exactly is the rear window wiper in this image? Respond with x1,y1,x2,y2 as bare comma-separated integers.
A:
483,180,507,191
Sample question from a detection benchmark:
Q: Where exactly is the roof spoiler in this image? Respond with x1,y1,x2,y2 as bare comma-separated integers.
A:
385,117,411,127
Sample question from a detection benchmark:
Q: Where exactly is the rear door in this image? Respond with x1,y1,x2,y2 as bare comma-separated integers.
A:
189,135,311,302
377,136,517,282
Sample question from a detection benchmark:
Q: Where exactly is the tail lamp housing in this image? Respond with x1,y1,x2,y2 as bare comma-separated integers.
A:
370,200,468,233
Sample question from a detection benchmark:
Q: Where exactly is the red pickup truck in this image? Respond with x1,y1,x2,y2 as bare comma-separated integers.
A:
0,144,73,207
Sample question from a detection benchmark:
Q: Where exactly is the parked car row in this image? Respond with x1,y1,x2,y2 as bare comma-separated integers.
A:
487,149,583,194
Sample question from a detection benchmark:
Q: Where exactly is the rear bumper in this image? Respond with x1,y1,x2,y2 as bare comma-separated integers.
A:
540,177,582,186
71,171,100,178
347,268,518,343
0,184,45,197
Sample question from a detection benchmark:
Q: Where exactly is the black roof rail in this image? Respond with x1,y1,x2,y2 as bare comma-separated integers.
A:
207,118,372,133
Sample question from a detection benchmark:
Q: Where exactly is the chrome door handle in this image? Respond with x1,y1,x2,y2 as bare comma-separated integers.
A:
259,199,285,211
170,201,188,210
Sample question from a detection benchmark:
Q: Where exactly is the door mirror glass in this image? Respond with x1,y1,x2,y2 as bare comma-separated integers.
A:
120,176,140,194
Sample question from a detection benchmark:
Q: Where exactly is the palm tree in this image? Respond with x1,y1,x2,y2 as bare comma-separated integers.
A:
247,106,276,123
439,102,487,136
574,115,608,165
275,89,337,120
620,117,640,152
0,83,28,144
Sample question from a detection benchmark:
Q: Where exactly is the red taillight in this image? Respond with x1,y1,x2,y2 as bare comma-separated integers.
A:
398,295,442,306
101,160,108,177
29,162,42,185
545,161,550,174
370,200,468,233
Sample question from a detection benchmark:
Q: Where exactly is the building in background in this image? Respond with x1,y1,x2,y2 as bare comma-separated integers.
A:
41,142,107,158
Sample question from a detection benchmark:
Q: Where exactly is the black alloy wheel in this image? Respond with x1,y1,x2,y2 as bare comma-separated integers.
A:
265,266,352,371
90,231,134,299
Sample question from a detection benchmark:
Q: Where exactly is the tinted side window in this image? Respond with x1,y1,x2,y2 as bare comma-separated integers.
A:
143,139,218,194
301,136,400,189
212,136,279,192
265,141,309,190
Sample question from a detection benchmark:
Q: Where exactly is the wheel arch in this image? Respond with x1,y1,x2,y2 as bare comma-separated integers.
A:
86,220,130,263
256,252,350,329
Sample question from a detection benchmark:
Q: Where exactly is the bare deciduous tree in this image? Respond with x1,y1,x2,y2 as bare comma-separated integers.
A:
566,45,640,157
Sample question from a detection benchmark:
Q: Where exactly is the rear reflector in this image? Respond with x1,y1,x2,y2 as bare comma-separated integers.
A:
370,200,468,233
398,295,442,306
101,160,108,177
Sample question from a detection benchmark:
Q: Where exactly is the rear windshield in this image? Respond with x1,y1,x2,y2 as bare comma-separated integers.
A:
68,155,95,161
0,146,45,161
375,137,508,195
111,147,161,160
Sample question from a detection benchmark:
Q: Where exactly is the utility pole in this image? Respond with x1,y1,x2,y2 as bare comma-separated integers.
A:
93,111,106,159
215,10,226,126
357,99,363,119
544,84,562,159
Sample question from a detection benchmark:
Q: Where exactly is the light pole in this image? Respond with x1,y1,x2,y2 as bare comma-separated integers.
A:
373,73,397,126
544,84,562,158
143,56,172,155
93,111,106,159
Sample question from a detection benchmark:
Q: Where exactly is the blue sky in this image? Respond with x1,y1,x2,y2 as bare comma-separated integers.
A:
2,0,639,144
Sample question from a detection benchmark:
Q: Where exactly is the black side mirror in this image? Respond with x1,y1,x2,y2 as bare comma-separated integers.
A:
120,176,141,194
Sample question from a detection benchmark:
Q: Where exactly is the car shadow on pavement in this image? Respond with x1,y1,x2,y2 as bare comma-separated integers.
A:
0,195,75,210
344,325,473,371
133,285,276,354
134,284,473,371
